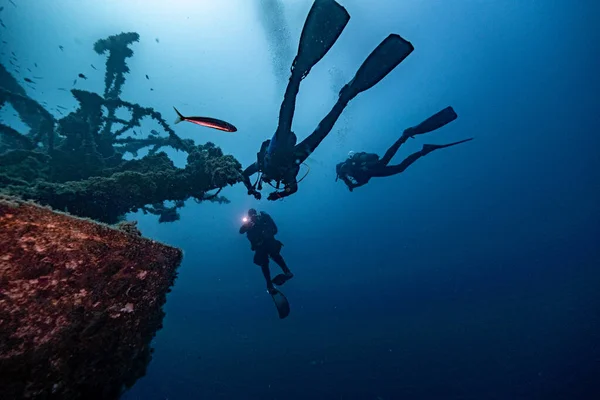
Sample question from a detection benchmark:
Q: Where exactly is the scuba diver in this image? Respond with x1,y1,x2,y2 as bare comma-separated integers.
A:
243,0,415,201
239,208,293,318
335,106,473,191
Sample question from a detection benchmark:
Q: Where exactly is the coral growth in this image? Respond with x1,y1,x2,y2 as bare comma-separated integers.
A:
0,32,242,223
0,196,183,399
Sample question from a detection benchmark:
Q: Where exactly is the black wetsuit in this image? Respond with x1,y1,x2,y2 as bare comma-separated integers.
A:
239,211,291,291
336,131,473,191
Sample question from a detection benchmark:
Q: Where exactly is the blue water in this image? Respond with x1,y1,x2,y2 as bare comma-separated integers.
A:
2,1,599,399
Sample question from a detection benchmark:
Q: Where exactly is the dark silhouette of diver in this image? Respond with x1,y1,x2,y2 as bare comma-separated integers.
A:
335,106,473,191
239,208,293,294
242,0,415,201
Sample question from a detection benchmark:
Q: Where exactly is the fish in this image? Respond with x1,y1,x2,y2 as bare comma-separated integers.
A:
73,79,77,86
58,88,67,91
1,20,6,28
27,68,31,72
33,76,42,79
150,88,154,91
91,64,97,70
155,38,160,43
34,62,38,67
78,73,87,79
173,107,237,132
0,6,4,12
59,45,64,51
9,0,16,7
145,74,149,80
24,78,34,83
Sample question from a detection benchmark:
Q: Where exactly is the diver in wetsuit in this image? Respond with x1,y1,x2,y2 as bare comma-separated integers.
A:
239,208,293,294
243,0,415,201
335,106,473,191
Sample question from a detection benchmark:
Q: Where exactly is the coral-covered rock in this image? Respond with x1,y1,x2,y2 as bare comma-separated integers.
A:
0,196,183,399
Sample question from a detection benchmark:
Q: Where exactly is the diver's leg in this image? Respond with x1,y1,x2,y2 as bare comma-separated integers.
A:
269,240,293,285
254,248,275,292
379,133,411,166
294,97,349,163
271,253,291,275
370,138,473,178
270,253,293,285
275,0,350,141
275,70,303,141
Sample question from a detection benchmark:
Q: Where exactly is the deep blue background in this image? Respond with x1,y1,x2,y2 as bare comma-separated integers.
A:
2,0,599,399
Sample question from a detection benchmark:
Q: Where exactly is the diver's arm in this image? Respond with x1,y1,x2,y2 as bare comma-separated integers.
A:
239,224,249,234
341,175,356,192
267,182,298,201
242,162,261,198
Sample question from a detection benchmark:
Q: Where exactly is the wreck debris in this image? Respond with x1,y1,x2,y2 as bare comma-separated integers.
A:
0,196,183,399
0,32,242,223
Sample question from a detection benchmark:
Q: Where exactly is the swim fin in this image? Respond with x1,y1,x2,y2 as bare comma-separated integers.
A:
340,34,414,101
294,0,350,76
422,138,473,154
407,106,458,136
270,288,290,319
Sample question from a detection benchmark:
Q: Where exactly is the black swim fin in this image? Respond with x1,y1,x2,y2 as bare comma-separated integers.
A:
422,138,473,153
340,34,414,100
294,0,350,76
407,106,458,136
270,288,290,319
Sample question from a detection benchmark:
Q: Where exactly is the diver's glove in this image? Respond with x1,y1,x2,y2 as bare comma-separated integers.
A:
248,189,262,200
267,192,281,201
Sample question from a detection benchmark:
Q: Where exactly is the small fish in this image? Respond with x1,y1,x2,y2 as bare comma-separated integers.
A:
150,129,160,136
73,79,77,86
145,74,149,80
2,40,7,44
57,105,67,110
59,45,64,51
90,64,97,70
9,0,16,7
173,107,237,132
78,73,87,79
11,51,15,57
1,20,6,28
150,88,154,91
0,6,4,12
27,68,31,72
58,88,67,91
57,109,64,115
24,78,34,83
155,38,160,43
33,76,42,79
34,63,38,67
